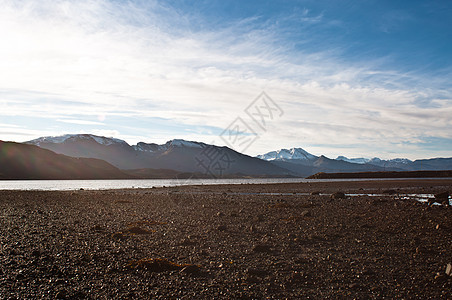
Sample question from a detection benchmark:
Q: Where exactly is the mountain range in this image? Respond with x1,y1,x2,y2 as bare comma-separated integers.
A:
0,133,451,179
26,134,291,177
257,147,452,176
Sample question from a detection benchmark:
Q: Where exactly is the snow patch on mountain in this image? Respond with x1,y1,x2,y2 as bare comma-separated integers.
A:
28,135,72,146
28,134,129,147
90,135,128,146
167,139,203,148
133,142,166,152
336,156,370,164
257,148,317,161
368,157,413,166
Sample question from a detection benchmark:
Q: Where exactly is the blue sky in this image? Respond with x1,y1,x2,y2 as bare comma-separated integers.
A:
0,0,451,159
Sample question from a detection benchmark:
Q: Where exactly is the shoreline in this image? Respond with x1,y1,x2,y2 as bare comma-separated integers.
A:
1,180,451,298
1,178,452,192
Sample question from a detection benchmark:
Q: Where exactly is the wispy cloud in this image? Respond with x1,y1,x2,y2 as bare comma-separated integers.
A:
56,119,105,126
0,0,451,159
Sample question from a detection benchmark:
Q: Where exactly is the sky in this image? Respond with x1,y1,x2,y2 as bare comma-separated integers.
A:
1,0,451,160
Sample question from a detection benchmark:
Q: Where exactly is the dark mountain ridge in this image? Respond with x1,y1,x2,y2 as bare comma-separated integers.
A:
0,141,130,180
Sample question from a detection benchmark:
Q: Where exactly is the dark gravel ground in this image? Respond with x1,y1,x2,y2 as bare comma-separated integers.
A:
0,179,451,299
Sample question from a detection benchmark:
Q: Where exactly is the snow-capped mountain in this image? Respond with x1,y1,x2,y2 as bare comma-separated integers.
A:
259,147,452,174
28,134,129,147
26,134,292,176
257,148,318,162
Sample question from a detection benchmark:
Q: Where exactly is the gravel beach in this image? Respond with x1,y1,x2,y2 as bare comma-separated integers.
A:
1,179,451,299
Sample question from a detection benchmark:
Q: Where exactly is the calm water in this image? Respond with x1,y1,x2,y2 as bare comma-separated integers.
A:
0,178,309,191
0,178,449,191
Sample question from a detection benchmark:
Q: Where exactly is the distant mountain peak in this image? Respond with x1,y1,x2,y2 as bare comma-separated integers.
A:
257,147,317,161
27,134,129,147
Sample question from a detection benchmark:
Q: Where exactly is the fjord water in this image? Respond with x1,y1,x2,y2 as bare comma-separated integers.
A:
0,178,308,190
0,178,448,191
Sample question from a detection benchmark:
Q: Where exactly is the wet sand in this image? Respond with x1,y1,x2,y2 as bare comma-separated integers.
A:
0,179,451,299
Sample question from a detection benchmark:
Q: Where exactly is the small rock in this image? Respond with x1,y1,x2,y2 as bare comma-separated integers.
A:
55,289,68,299
300,210,311,217
245,275,261,283
106,266,119,274
127,226,151,234
383,189,397,195
16,273,25,280
331,192,346,199
180,265,200,275
217,212,225,217
246,268,268,277
111,232,126,239
9,249,19,256
349,283,359,289
252,244,272,253
435,272,448,282
434,191,449,201
129,258,183,272
255,214,265,222
361,268,374,275
217,225,227,231
180,238,196,246
446,263,452,276
435,192,450,206
91,225,104,232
